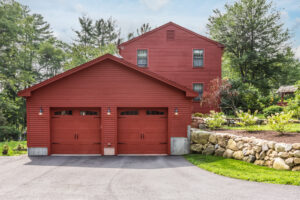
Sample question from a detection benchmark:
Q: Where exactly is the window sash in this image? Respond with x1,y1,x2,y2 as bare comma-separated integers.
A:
193,83,203,101
193,49,204,67
137,50,148,67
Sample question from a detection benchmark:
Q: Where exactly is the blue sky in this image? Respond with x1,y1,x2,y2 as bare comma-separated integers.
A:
19,0,300,58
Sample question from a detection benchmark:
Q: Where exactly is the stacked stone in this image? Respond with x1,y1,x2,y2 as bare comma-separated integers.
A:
191,117,267,128
190,129,300,171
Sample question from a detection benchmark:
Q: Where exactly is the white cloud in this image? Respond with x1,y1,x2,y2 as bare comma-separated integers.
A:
294,45,300,60
140,0,170,11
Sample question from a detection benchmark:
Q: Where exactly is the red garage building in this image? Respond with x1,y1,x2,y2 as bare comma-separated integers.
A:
18,22,223,156
18,54,198,156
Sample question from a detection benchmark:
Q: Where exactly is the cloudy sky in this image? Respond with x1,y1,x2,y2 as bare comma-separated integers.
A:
19,0,300,59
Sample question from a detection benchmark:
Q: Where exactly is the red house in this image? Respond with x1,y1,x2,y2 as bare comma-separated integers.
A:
118,22,224,113
18,22,223,156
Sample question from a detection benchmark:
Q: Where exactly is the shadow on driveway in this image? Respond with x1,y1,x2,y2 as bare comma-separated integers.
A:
25,155,194,169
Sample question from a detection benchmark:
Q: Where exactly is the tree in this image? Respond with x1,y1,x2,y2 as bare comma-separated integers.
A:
0,0,67,130
65,16,119,69
94,17,120,46
126,23,152,41
207,0,291,93
136,23,151,36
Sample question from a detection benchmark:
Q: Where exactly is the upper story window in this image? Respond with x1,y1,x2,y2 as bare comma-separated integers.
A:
166,30,175,40
193,49,204,67
193,83,203,101
137,49,148,67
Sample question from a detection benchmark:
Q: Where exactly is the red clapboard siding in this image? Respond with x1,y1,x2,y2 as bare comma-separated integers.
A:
119,22,223,113
25,59,193,153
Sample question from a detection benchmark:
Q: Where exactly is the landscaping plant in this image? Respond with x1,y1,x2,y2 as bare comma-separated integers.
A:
263,105,284,118
204,111,226,130
2,144,9,155
284,82,300,119
267,111,294,134
235,110,259,131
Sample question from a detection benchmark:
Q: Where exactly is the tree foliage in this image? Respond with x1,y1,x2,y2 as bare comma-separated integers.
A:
0,0,67,130
207,0,296,93
64,16,120,69
127,23,151,41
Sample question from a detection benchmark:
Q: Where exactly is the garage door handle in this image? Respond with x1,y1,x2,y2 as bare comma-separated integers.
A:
52,142,60,144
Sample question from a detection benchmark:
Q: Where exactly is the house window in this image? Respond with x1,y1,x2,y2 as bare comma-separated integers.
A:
137,49,148,67
193,49,204,67
193,83,203,101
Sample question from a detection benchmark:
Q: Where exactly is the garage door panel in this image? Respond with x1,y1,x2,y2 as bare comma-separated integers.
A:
118,108,168,154
51,144,77,154
118,144,145,154
142,144,168,154
76,144,101,154
51,108,101,154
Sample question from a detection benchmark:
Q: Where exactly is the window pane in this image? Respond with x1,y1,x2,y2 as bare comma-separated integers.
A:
146,110,164,115
193,83,203,101
54,110,72,115
193,49,204,67
80,111,98,116
120,110,139,115
137,50,148,67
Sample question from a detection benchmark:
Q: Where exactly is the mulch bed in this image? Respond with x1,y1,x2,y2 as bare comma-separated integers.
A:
211,129,300,144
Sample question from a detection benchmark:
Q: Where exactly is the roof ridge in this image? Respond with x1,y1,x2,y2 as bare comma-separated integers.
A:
118,21,224,48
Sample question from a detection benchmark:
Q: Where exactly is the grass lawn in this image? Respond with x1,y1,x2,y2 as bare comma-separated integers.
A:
184,154,300,186
0,141,27,156
222,123,300,133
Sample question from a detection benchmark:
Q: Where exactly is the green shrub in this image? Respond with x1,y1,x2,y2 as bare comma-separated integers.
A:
0,126,21,142
267,111,294,134
2,144,9,155
204,111,226,130
263,105,284,117
236,110,258,126
284,90,300,119
13,143,27,151
193,113,204,117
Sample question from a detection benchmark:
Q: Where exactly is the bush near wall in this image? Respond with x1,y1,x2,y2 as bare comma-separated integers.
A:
190,129,300,171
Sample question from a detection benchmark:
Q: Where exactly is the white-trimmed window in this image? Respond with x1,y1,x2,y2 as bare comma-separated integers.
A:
137,49,148,67
193,49,204,67
193,83,203,101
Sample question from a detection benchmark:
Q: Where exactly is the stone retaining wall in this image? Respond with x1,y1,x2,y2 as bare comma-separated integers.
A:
191,116,300,128
190,129,300,171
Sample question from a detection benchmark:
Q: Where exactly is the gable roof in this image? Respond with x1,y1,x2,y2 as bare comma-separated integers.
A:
18,54,198,98
118,21,224,48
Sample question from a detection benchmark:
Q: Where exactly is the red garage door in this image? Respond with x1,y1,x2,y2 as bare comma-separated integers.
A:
117,108,168,154
51,108,101,154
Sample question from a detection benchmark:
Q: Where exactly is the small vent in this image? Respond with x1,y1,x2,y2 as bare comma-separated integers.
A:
166,30,175,40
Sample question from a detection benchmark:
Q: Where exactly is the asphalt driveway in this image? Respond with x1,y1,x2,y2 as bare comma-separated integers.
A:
0,156,299,200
